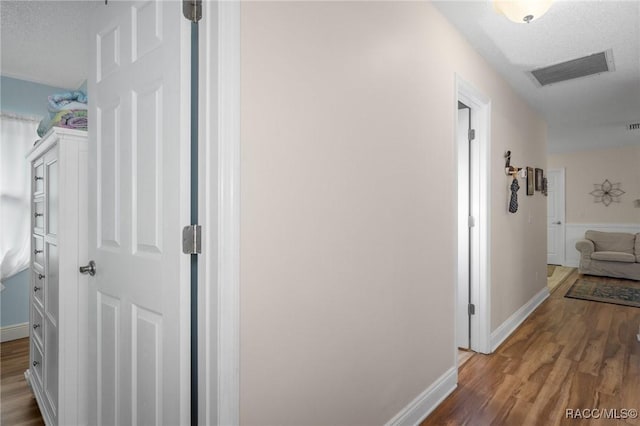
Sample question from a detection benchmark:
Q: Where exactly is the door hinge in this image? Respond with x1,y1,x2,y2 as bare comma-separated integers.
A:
183,0,202,23
468,303,476,316
182,225,202,254
468,216,475,228
469,129,476,141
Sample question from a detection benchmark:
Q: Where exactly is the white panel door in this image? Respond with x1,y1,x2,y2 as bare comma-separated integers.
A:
88,1,190,425
547,169,565,265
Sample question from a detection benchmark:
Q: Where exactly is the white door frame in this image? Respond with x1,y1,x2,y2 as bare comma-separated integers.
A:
455,75,492,355
198,1,241,425
547,168,566,265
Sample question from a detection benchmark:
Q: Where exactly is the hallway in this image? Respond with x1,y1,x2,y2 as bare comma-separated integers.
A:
424,271,640,425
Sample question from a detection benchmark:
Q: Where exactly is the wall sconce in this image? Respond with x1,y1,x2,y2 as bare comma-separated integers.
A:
494,0,553,24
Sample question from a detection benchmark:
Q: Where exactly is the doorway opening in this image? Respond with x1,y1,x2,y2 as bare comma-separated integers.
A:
455,76,492,359
456,101,472,356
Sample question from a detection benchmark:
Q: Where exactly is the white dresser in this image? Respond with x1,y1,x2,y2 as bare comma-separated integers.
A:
25,127,88,426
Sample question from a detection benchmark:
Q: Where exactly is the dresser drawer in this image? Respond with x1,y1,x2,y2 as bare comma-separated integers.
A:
31,304,44,345
32,267,45,307
33,235,44,268
33,199,45,234
31,339,44,387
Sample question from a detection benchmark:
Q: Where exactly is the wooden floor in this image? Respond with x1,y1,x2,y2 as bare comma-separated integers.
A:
424,271,640,426
2,273,639,426
1,338,44,426
458,349,475,367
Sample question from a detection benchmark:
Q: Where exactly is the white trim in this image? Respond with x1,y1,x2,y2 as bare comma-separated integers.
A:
25,369,54,426
490,287,549,352
455,75,492,354
198,1,240,425
385,367,457,426
217,2,241,425
0,322,29,342
198,4,215,424
564,223,640,267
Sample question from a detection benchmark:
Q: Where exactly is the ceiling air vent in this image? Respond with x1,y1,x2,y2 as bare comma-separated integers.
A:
629,123,640,131
530,50,614,87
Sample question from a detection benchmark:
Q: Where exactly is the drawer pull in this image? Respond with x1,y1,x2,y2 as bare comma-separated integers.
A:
34,249,43,255
33,324,40,330
33,286,41,292
32,360,40,367
34,176,44,182
34,212,44,218
38,273,45,280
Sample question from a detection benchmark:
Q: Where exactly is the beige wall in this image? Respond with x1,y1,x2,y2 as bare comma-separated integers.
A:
240,2,547,424
549,146,640,224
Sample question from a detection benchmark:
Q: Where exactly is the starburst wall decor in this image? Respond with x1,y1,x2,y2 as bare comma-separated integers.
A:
589,179,625,206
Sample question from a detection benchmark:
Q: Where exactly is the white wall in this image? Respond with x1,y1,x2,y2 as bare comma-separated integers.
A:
549,145,640,224
240,2,547,424
549,145,640,266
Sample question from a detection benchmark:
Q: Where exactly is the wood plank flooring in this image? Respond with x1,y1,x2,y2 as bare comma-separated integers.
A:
1,338,44,426
423,271,640,426
2,273,639,425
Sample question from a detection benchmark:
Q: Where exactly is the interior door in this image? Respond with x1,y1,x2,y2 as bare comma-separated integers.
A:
87,1,191,425
456,104,470,349
547,169,565,265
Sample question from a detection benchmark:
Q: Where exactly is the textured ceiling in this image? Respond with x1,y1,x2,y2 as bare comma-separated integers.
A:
1,1,638,153
433,0,640,153
0,1,96,89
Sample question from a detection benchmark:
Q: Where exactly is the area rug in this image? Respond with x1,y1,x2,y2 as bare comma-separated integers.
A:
547,266,575,292
565,277,640,308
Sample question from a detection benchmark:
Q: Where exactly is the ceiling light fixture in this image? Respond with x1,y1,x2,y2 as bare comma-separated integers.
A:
493,0,553,24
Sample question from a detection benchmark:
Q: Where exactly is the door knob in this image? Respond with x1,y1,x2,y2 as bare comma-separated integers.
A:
553,221,562,225
79,260,97,276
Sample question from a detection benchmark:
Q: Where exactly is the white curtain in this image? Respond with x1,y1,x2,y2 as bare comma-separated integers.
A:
0,113,40,284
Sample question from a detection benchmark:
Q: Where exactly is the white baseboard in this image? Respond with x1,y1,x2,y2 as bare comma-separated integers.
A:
25,369,53,426
1,322,29,342
385,367,457,426
491,287,549,352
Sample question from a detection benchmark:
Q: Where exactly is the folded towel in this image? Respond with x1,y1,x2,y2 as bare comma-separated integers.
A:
47,91,87,113
37,110,88,137
60,110,88,128
52,101,88,112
